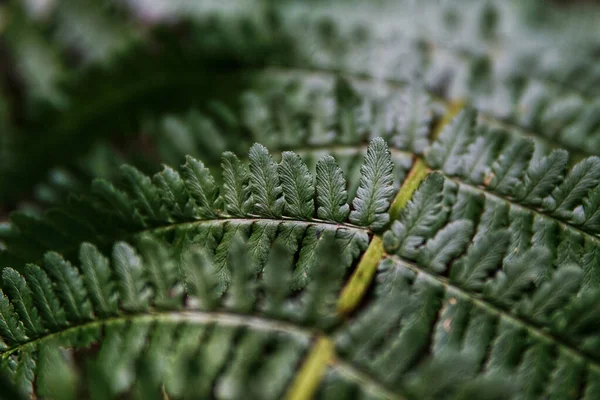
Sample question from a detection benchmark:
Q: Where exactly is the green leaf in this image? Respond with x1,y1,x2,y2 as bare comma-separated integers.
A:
298,231,343,326
383,172,446,259
225,234,254,313
248,143,285,218
91,179,143,227
484,247,551,307
221,151,252,217
153,165,193,220
43,252,93,322
180,244,218,310
0,290,28,345
120,165,166,223
1,269,44,337
261,240,293,316
23,265,67,331
543,156,600,218
518,265,582,323
461,129,505,185
112,242,151,312
315,155,350,222
349,137,395,230
390,86,432,154
416,220,474,274
487,137,535,196
5,2,600,398
425,108,477,175
181,155,219,218
138,236,181,309
514,149,568,206
574,185,600,233
278,152,314,220
450,230,510,291
36,344,76,400
79,243,118,317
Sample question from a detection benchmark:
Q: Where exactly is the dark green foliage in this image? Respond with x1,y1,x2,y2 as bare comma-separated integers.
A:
349,138,395,230
2,128,598,397
425,110,600,237
4,132,599,398
378,168,600,392
279,152,315,220
316,156,350,222
383,173,446,259
1,0,600,398
416,219,474,274
182,156,220,218
0,8,298,204
221,152,253,217
0,140,391,271
425,109,478,176
514,149,569,207
248,143,286,218
0,373,25,400
0,233,352,398
4,0,600,209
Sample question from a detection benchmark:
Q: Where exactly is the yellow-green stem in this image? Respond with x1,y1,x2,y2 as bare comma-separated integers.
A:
285,336,334,400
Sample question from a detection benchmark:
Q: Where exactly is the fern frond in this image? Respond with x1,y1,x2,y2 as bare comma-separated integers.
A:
337,249,599,400
389,85,433,154
23,266,67,331
5,0,600,210
378,168,600,376
2,2,600,396
153,165,194,220
449,230,511,291
0,232,354,398
113,242,151,312
416,219,474,274
1,140,393,272
576,185,600,233
424,110,600,238
42,252,93,322
119,165,166,223
0,291,27,345
518,265,582,324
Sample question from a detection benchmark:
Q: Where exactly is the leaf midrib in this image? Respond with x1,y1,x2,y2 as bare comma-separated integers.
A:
7,215,370,270
0,310,313,358
143,216,368,236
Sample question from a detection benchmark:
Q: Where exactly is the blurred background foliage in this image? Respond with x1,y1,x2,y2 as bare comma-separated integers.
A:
0,0,599,217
